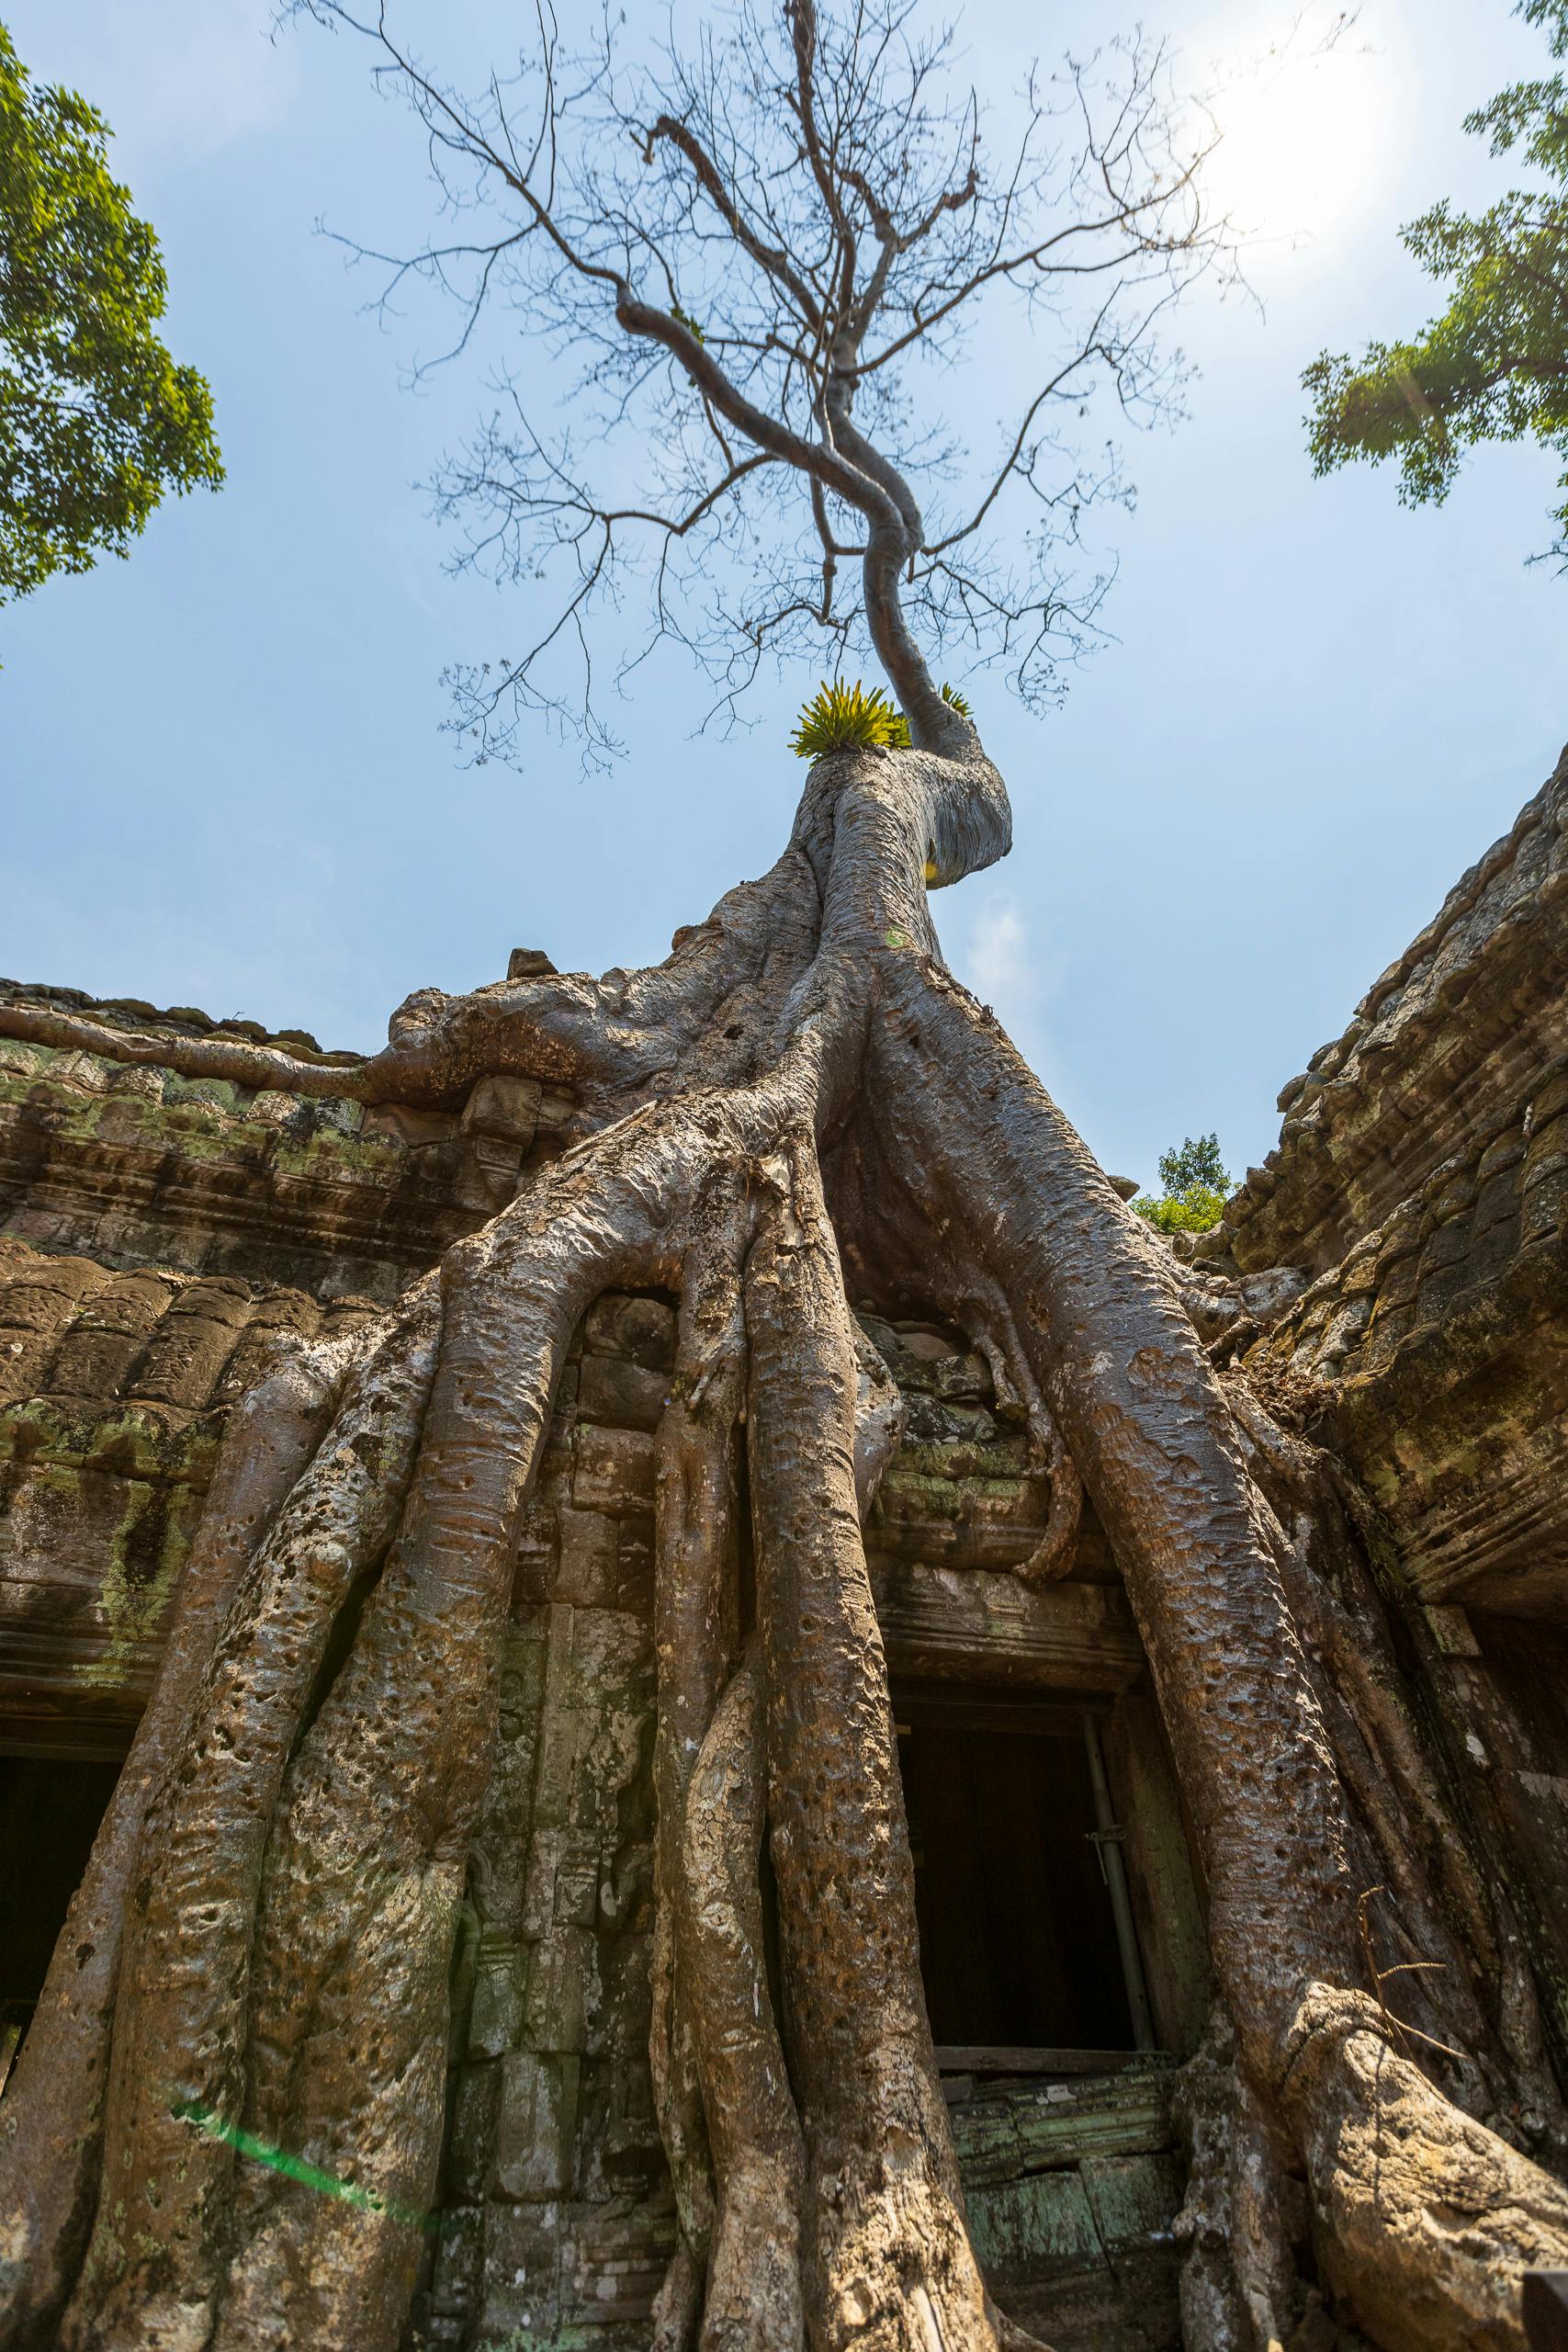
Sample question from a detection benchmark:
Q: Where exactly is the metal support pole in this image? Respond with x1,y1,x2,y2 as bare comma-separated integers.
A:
1082,1712,1157,2052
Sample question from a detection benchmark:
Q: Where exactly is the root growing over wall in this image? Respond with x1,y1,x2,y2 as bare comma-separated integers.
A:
3,732,1566,2352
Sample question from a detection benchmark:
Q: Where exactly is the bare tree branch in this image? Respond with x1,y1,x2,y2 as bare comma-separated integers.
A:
288,0,1235,767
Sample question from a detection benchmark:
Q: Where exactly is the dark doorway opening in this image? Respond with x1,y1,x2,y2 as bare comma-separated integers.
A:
0,1753,121,2084
894,1690,1136,2054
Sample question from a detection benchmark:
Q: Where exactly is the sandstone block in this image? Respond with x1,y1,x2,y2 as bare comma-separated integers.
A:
529,1604,580,1832
445,2064,502,2203
569,2196,676,2321
464,1136,526,1215
429,2205,484,2319
572,1424,656,1516
616,1520,655,1613
462,1075,541,1148
521,1925,592,2054
479,2200,565,2335
1080,2151,1185,2252
521,1825,570,1943
582,1292,675,1370
554,1855,600,1928
556,1507,619,1607
507,948,558,980
577,1353,669,1431
468,1940,525,2059
491,2049,581,2200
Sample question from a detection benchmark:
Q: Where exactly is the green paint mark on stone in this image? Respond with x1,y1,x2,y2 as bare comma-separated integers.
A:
171,2096,442,2234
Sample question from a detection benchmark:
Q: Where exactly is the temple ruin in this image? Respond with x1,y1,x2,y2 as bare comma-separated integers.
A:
4,747,1567,2349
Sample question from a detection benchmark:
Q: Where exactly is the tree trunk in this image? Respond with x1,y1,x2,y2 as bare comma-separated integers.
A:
2,734,1566,2352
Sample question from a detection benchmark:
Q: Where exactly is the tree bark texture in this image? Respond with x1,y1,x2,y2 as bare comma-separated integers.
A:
2,734,1567,2352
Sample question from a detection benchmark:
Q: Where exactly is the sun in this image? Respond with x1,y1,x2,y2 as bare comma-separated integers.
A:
1203,25,1391,251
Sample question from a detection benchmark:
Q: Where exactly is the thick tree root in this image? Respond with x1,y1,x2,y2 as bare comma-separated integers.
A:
61,1293,442,2350
746,1141,995,2352
1283,1986,1568,2352
0,1330,356,2352
1226,1384,1568,2153
649,1180,751,2318
867,942,1568,2346
1172,2013,1308,2352
682,1659,806,2352
5,736,1566,2352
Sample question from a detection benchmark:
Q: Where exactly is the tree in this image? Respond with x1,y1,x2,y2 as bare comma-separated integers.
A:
1133,1131,1232,1235
4,6,1568,2350
1304,0,1568,560
0,22,221,605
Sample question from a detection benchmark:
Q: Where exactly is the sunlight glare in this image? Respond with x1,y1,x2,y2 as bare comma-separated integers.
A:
1206,30,1392,251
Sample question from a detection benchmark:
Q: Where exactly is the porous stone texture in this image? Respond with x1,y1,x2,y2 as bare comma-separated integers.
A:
1236,1061,1568,1619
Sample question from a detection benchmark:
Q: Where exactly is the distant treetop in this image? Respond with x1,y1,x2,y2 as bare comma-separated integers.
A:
1133,1131,1232,1235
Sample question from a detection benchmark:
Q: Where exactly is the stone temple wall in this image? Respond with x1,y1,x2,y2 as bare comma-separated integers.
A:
1204,749,1568,1626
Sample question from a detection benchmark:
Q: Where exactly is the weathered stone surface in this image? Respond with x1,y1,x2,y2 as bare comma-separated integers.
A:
555,1507,620,1608
954,2074,1184,2350
0,991,577,1301
949,2064,1177,2188
468,1941,526,2061
0,1238,376,1751
571,1423,656,1517
492,2050,581,2199
872,1562,1144,1692
507,948,559,981
462,1075,542,1147
577,1352,669,1431
581,1291,675,1370
427,2203,484,2321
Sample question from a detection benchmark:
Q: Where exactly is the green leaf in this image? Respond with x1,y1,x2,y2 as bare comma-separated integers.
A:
1301,1,1568,563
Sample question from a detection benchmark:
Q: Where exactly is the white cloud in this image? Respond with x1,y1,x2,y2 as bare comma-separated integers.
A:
948,891,1066,1082
966,901,1032,1011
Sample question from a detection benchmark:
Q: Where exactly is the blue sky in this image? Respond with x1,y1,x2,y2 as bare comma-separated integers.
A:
3,0,1563,1192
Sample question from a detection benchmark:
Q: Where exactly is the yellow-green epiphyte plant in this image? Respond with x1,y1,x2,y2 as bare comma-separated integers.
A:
789,677,974,759
788,677,907,758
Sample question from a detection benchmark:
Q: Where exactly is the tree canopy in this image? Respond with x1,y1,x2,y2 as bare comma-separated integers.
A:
1303,0,1568,560
0,21,222,606
1132,1129,1231,1233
